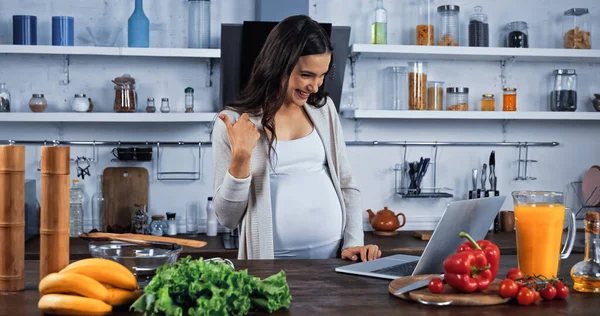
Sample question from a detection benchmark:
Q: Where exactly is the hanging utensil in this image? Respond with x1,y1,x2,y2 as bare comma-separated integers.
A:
481,163,487,198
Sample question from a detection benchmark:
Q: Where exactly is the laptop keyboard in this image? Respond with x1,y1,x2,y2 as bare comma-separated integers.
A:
371,260,419,276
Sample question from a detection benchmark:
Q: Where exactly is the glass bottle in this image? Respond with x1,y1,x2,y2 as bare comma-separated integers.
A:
69,179,84,237
481,94,496,111
570,211,600,293
563,8,591,49
371,0,387,44
469,6,489,47
0,83,11,112
160,98,170,113
149,215,168,236
128,0,150,48
503,88,517,111
416,0,434,46
437,5,460,46
146,97,156,113
185,87,194,113
188,0,211,48
91,175,105,231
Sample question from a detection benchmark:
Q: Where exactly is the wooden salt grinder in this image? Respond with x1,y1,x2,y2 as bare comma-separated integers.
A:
40,146,70,281
0,145,25,292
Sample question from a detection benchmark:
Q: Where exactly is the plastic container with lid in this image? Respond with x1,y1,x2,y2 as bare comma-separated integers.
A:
416,0,435,46
437,5,460,46
446,87,469,111
408,61,428,110
481,94,495,111
427,81,444,111
383,66,408,110
469,6,489,47
72,94,90,112
113,74,137,112
506,21,529,48
502,88,517,111
563,8,591,49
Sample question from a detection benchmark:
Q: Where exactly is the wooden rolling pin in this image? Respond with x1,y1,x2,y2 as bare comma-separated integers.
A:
79,232,207,248
40,146,70,281
0,145,25,292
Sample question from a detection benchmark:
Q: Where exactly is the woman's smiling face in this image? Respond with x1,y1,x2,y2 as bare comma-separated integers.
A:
284,53,331,107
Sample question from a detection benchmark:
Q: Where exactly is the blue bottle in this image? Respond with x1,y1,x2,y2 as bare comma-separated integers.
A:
128,0,149,47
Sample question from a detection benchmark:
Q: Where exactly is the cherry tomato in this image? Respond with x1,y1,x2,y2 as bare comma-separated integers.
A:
507,268,524,281
555,284,569,299
499,279,519,298
555,281,566,289
533,289,540,303
516,287,535,306
540,284,557,301
428,277,444,294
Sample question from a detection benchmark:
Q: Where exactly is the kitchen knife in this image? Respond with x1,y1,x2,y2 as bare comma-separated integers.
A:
415,158,430,194
489,151,501,232
394,275,445,296
469,168,478,199
482,163,488,197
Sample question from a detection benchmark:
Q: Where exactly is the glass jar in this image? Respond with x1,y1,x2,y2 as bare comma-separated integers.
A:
185,87,194,113
113,74,137,112
188,0,211,48
481,94,495,111
146,97,156,113
72,94,90,112
502,88,517,111
160,98,171,113
427,81,444,111
371,0,387,44
550,69,577,112
446,87,469,111
408,61,428,110
29,94,48,112
506,21,529,48
469,6,489,47
131,204,149,234
416,0,434,46
0,83,11,112
149,215,168,236
563,8,591,49
383,66,408,110
437,5,460,46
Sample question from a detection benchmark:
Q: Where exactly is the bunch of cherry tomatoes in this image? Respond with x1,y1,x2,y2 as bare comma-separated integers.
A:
427,267,570,306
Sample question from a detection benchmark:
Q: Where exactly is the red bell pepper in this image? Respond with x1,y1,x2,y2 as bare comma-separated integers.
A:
457,231,500,281
443,247,492,293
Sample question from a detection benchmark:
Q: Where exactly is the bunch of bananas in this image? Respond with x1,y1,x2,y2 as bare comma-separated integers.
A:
38,258,140,315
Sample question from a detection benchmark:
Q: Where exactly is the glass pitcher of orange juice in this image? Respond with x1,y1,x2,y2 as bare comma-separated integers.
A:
512,191,576,278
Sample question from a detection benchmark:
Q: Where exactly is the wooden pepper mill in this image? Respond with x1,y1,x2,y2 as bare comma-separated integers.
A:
0,145,25,292
40,146,70,281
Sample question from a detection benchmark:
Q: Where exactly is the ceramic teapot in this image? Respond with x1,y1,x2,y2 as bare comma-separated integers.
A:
366,206,406,235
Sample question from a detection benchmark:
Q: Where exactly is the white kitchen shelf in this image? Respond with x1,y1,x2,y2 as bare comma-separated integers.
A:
0,112,218,123
342,109,600,121
350,44,600,63
0,45,220,58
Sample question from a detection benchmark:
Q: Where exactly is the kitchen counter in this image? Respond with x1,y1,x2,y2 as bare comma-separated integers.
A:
1,254,596,315
23,231,524,260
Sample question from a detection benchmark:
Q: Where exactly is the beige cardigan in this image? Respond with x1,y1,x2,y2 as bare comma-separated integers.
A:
211,97,363,259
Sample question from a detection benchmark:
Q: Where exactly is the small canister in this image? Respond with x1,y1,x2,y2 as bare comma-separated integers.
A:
29,94,47,113
563,8,591,49
481,94,495,111
149,215,167,236
146,97,156,113
166,212,177,236
503,88,517,111
160,98,170,113
72,94,90,112
446,87,469,111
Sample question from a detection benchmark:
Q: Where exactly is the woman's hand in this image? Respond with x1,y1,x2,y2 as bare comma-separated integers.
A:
341,245,381,262
219,113,260,179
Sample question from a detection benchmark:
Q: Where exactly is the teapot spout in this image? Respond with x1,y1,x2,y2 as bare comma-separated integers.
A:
366,209,375,223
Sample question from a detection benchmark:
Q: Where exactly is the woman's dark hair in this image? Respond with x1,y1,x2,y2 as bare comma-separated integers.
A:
225,15,334,163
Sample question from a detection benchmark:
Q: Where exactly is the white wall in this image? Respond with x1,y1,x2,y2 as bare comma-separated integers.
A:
0,0,598,233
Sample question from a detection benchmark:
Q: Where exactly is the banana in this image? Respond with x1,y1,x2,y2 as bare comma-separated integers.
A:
105,288,141,306
39,273,108,302
38,294,112,315
59,258,137,291
102,283,114,289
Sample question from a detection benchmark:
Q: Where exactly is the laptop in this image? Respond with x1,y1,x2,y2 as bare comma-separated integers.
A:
335,196,506,280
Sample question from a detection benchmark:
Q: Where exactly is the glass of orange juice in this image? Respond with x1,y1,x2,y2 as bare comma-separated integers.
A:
512,191,576,278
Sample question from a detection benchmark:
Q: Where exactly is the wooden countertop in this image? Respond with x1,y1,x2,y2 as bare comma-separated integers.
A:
1,254,596,315
23,231,522,260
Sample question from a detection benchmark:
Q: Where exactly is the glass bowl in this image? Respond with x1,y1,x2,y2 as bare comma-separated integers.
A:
86,26,123,47
88,241,182,289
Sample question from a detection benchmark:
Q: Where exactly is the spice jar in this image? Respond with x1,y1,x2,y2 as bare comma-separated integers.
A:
480,94,495,111
437,5,460,46
550,69,577,112
72,94,90,112
416,0,434,46
166,212,177,236
29,94,48,112
131,204,149,235
146,97,156,113
160,98,171,113
563,8,591,49
408,61,428,110
506,21,529,48
113,74,137,112
426,81,444,111
185,87,194,113
149,215,168,236
446,87,469,111
502,88,517,111
469,6,489,47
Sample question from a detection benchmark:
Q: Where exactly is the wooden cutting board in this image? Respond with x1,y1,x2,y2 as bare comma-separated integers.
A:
102,167,149,233
389,274,510,306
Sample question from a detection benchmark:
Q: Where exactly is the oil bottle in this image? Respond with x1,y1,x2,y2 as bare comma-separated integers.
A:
570,211,600,293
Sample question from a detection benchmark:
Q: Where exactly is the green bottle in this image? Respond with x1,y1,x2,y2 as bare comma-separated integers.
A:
372,0,388,44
